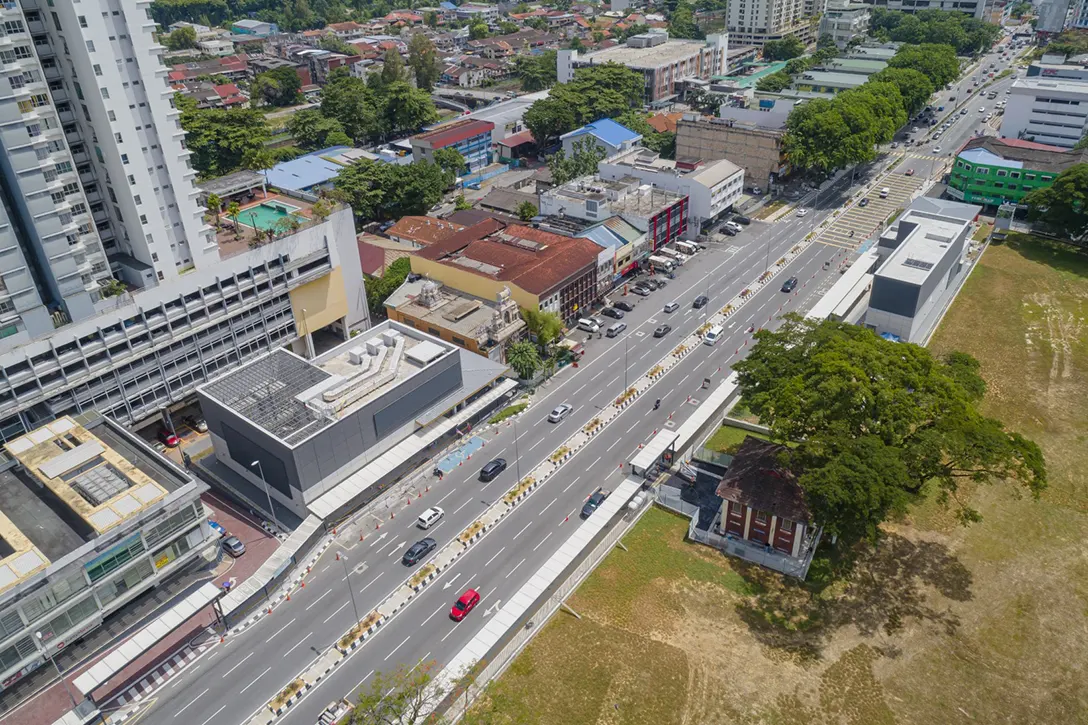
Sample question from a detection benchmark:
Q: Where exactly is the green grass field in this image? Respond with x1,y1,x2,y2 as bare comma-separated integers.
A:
467,235,1088,725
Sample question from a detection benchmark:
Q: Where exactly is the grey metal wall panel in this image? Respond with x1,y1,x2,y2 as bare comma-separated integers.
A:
869,277,921,318
373,361,461,439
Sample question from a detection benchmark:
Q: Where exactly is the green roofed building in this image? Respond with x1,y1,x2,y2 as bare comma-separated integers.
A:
946,136,1088,207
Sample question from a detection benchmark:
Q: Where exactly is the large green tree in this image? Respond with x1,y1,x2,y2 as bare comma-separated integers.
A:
763,35,806,61
1022,163,1088,241
513,51,558,92
164,25,198,51
668,1,703,39
176,93,270,178
320,75,382,143
251,66,303,107
381,48,406,86
287,109,352,150
333,159,447,223
886,43,960,88
869,67,934,116
547,136,608,185
432,147,466,184
734,315,1046,540
523,63,643,145
507,340,542,378
408,34,442,92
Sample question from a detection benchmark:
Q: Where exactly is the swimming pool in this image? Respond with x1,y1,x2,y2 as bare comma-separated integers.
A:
235,201,307,231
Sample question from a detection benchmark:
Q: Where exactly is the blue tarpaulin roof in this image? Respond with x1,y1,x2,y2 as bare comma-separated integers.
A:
560,118,641,147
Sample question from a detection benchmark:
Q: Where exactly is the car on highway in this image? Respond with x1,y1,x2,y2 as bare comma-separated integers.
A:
479,458,507,482
600,306,625,320
402,538,437,566
858,198,869,207
978,106,985,113
417,506,444,529
961,108,969,115
548,403,573,423
157,428,180,448
222,536,246,558
653,324,672,338
796,208,809,217
630,285,651,297
780,276,798,293
933,146,942,154
581,488,610,519
663,302,679,313
692,295,709,309
450,589,481,621
905,168,915,176
613,300,635,312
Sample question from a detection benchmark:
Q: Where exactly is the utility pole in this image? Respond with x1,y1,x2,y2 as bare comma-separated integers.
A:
250,460,281,534
337,552,362,625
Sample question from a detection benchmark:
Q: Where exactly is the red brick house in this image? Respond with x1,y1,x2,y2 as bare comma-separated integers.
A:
714,436,814,560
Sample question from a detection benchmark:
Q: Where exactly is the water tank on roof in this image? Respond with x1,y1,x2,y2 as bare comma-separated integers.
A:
380,330,399,346
348,346,367,364
365,338,384,355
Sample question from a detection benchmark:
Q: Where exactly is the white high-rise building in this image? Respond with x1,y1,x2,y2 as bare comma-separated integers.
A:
0,0,367,440
727,0,823,48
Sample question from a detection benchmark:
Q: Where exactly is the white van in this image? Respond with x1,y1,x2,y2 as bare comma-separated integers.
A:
879,187,890,198
577,318,600,333
674,240,698,255
417,506,444,529
703,325,724,346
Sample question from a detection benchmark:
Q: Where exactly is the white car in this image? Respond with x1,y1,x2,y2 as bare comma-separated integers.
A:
978,106,985,113
933,146,942,154
796,208,809,217
548,403,573,423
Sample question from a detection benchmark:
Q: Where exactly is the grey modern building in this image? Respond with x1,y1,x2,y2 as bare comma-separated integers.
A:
0,412,213,693
0,0,368,441
197,321,510,520
865,197,981,343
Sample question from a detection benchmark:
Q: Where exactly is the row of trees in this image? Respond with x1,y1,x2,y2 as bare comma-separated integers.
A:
332,147,463,223
176,93,282,177
870,8,1001,56
522,63,644,147
783,43,957,173
150,0,409,31
311,65,439,146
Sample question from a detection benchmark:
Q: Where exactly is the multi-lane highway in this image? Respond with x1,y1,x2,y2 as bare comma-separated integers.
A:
108,40,1025,725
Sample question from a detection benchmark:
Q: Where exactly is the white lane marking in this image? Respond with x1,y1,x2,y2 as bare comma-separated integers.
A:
198,705,226,725
323,600,349,624
533,532,553,552
384,636,411,661
435,489,457,505
223,652,253,678
484,546,506,567
572,383,586,396
563,475,581,493
590,369,605,381
239,667,271,694
441,627,457,642
283,633,310,657
452,498,473,516
606,438,621,452
354,669,375,693
359,572,383,595
388,542,407,558
528,438,545,452
563,507,578,522
305,588,332,611
607,375,620,387
540,497,557,515
512,520,532,540
626,421,639,433
590,456,601,468
421,605,445,628
506,558,526,579
265,618,295,644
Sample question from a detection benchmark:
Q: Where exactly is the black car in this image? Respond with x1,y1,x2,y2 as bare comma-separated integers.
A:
644,278,660,290
653,324,672,338
402,538,437,566
721,225,738,236
693,295,708,309
654,279,668,289
580,488,609,519
600,306,625,319
479,458,507,482
780,276,799,293
613,300,635,312
732,215,751,225
858,198,870,207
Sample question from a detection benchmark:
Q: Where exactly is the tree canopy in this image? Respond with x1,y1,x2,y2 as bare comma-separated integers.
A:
734,315,1046,543
1022,163,1088,241
513,51,558,92
176,93,270,178
251,66,303,107
523,63,643,146
408,34,442,92
319,73,438,144
870,8,1001,55
763,35,806,61
365,257,411,318
163,25,198,51
333,158,448,223
287,109,352,151
547,136,607,185
668,2,703,40
886,43,961,88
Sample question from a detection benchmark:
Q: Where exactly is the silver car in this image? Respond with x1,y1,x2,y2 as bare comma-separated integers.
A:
548,403,573,423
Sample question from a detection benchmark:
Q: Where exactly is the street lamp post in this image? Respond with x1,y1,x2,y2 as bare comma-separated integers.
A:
337,552,362,625
249,460,281,534
36,632,77,709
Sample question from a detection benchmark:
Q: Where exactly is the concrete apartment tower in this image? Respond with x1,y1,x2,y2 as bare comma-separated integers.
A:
727,0,823,47
0,0,367,439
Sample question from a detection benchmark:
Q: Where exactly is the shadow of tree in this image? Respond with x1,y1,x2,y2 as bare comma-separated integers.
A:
732,533,972,661
1004,233,1088,278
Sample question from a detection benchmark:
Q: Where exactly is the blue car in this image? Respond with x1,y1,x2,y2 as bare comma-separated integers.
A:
209,520,227,538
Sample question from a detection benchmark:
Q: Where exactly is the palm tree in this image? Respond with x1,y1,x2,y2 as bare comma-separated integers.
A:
226,201,241,239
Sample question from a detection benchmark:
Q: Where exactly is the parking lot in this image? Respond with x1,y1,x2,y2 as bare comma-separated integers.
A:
132,403,213,465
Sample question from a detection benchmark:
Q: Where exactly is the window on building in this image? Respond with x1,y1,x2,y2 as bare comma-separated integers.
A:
754,511,768,524
84,535,146,583
0,636,36,672
20,570,88,623
36,595,98,643
996,169,1007,177
85,40,95,52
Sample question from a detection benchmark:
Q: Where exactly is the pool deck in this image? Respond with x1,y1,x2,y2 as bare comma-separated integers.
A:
211,193,317,259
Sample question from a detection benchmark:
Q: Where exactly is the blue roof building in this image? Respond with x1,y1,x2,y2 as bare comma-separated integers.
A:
263,146,408,192
560,119,642,159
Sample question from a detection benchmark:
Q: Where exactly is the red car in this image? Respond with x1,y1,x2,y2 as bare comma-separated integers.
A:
450,589,480,622
905,168,915,177
157,428,180,448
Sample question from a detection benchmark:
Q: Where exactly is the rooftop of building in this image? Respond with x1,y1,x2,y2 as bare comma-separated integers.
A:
575,36,715,69
819,57,888,74
477,187,539,215
575,216,644,250
876,200,979,286
416,220,602,295
603,147,743,187
560,118,642,147
200,321,496,446
386,216,465,246
712,60,788,87
547,174,687,216
1011,77,1088,94
385,278,527,342
411,118,497,149
714,436,809,523
0,415,193,594
795,70,868,88
957,136,1088,174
